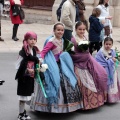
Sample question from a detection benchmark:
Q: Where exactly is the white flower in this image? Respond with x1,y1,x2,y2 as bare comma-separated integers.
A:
41,64,48,69
78,41,89,46
71,46,74,51
40,64,48,72
118,52,120,56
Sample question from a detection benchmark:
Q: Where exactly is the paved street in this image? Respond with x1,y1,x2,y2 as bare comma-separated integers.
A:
0,20,120,120
0,53,120,120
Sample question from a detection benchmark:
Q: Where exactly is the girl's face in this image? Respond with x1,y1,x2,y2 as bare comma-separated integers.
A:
76,24,86,37
104,40,113,51
104,0,109,4
27,38,37,48
54,25,64,39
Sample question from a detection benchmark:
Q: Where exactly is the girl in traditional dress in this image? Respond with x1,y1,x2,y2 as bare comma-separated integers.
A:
30,22,83,113
70,21,108,110
95,37,120,103
15,31,40,120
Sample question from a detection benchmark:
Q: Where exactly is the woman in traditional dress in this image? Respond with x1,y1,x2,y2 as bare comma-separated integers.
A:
70,21,108,110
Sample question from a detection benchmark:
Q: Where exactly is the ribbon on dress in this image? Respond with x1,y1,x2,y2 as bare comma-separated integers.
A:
36,64,47,98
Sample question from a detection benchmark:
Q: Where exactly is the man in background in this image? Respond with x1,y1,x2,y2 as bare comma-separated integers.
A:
60,0,82,41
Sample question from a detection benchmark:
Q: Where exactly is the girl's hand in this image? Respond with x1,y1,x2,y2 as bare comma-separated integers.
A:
106,16,112,20
112,57,116,62
27,68,34,74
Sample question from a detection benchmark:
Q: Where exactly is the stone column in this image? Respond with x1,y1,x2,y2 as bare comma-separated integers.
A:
113,0,120,27
106,1,114,27
80,0,94,21
93,0,99,6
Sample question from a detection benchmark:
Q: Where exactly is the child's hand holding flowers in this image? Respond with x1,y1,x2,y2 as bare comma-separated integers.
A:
36,63,48,72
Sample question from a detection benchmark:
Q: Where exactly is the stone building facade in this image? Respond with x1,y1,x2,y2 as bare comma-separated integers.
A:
52,0,120,27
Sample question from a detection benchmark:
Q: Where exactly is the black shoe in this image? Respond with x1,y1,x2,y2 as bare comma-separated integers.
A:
0,80,5,85
23,110,31,120
0,37,4,41
12,37,19,41
18,112,25,120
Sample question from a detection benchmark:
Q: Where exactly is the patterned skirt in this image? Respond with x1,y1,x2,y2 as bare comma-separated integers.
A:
107,71,120,103
74,66,107,110
30,70,83,113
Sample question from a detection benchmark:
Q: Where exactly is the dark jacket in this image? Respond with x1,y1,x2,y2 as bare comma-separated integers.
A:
0,0,4,6
89,15,104,42
15,47,39,96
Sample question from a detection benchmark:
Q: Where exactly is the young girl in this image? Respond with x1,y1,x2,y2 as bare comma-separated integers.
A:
71,21,108,110
89,8,104,54
95,37,120,103
30,22,83,113
15,32,40,120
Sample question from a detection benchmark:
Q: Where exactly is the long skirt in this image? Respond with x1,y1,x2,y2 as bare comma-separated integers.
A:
107,70,120,103
74,66,107,110
30,70,83,113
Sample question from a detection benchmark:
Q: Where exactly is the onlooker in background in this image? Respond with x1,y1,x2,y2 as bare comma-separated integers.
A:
60,0,79,41
0,0,4,41
0,0,4,16
3,0,10,17
89,8,104,54
56,0,83,22
76,0,88,32
9,0,24,41
0,21,4,41
56,0,66,22
97,0,112,40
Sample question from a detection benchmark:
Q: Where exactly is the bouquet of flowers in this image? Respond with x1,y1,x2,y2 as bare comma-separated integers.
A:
77,40,89,52
115,47,120,61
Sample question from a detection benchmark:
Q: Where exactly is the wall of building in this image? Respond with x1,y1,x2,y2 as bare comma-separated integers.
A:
52,0,120,27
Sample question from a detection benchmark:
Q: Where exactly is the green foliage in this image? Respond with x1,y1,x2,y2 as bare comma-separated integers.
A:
63,39,75,54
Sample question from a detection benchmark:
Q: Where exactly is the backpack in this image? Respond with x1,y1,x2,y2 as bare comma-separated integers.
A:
56,0,66,21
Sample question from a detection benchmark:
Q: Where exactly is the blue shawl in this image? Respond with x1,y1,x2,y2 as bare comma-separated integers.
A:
95,49,116,85
60,52,77,88
43,36,77,106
